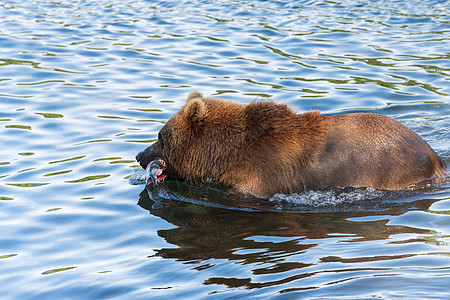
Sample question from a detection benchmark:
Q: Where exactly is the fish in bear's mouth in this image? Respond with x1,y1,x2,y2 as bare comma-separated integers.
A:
145,159,167,188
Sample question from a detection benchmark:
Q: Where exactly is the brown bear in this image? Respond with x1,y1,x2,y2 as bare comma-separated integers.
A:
136,92,447,197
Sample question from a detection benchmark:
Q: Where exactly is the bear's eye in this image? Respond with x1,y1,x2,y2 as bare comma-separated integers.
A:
158,131,164,150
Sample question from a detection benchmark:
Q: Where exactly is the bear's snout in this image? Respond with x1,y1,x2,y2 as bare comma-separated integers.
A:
136,148,153,169
135,150,143,163
135,150,148,169
136,142,163,169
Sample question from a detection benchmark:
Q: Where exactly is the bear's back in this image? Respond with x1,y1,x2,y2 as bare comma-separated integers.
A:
304,113,446,191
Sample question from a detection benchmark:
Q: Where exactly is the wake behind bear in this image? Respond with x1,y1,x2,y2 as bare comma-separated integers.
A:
136,92,447,197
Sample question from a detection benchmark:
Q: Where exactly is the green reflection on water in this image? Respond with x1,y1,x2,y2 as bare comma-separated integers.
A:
128,108,162,112
18,168,36,173
18,152,35,156
214,90,239,95
98,115,131,120
109,160,135,164
49,156,86,164
46,208,62,212
65,174,110,183
35,112,64,118
6,183,49,187
136,119,166,124
44,170,73,177
42,266,77,275
17,80,65,86
93,157,122,162
124,139,157,144
0,254,17,259
0,58,87,74
5,125,31,130
0,94,33,99
129,96,152,99
0,58,39,68
281,76,349,85
73,139,112,146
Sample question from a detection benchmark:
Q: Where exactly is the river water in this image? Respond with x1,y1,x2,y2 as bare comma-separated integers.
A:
1,0,449,299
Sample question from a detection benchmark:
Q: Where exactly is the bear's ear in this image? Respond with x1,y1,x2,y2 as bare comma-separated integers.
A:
184,98,206,125
187,91,203,102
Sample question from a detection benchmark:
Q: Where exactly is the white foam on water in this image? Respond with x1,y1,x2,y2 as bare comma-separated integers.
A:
129,168,146,185
269,188,387,208
129,168,435,212
130,168,404,210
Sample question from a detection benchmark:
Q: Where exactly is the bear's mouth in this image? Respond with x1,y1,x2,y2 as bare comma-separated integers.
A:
145,159,167,187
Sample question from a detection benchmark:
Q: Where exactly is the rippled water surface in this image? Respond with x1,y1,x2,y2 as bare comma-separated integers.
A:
1,0,449,299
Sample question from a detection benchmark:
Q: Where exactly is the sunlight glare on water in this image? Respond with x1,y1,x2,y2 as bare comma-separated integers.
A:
0,0,449,299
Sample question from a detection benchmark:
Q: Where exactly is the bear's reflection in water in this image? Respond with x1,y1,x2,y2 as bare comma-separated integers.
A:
138,181,436,288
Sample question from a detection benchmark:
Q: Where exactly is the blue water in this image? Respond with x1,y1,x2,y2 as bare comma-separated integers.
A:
1,0,449,299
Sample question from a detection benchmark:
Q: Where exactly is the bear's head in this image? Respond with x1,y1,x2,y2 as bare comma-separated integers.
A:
136,92,248,184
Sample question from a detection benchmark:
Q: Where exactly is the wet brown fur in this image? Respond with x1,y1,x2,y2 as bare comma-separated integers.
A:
136,92,447,197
